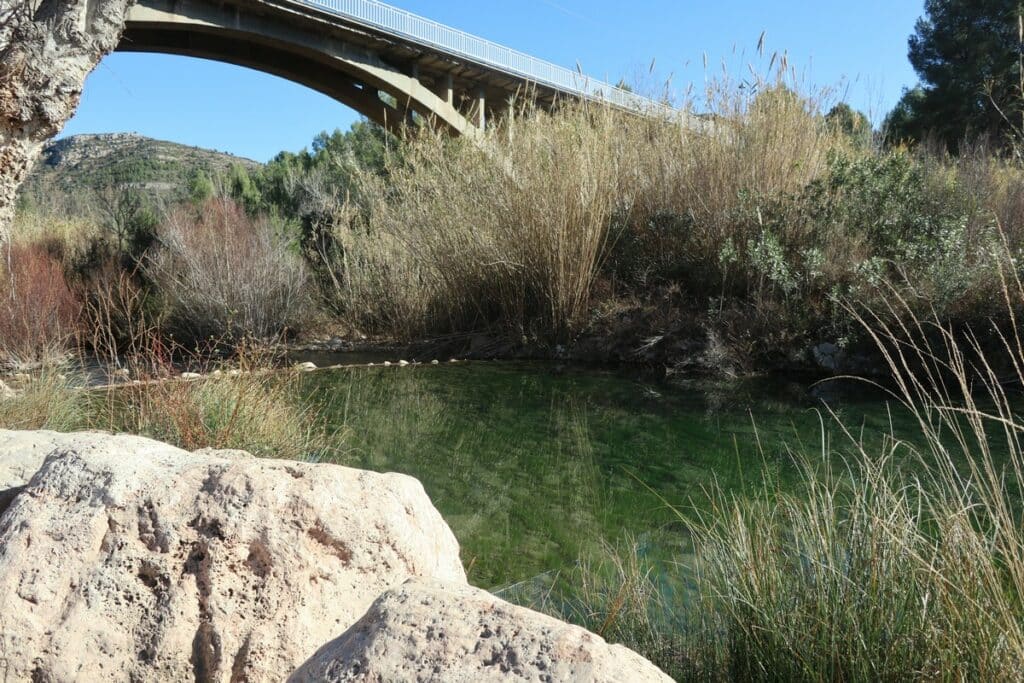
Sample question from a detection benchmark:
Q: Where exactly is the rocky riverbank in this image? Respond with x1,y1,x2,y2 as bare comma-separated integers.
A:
0,430,670,681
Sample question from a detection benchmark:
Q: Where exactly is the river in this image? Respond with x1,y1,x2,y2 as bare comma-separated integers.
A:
299,360,915,593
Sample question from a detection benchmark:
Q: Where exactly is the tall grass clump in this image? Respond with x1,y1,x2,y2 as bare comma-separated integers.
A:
519,539,680,675
91,350,338,461
146,197,309,344
683,454,1018,680
0,371,85,431
317,104,622,341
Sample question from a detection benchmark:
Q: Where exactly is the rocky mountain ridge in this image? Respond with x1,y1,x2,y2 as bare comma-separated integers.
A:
21,132,260,205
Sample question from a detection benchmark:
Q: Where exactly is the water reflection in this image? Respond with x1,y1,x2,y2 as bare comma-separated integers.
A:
303,362,903,589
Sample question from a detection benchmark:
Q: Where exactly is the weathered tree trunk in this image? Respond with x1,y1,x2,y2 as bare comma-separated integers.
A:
0,0,133,243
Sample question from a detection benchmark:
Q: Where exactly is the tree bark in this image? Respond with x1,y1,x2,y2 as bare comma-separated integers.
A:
0,0,134,243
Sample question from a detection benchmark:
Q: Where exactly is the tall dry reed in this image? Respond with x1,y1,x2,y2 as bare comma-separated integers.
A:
322,106,623,341
312,76,863,347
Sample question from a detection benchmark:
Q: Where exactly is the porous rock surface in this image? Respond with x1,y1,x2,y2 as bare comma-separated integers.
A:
0,430,465,681
0,429,111,516
0,0,134,239
290,578,674,683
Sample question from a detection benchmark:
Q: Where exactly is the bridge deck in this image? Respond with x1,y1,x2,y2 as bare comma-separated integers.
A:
294,0,667,113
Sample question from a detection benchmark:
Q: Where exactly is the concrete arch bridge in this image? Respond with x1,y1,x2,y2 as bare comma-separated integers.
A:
120,0,674,136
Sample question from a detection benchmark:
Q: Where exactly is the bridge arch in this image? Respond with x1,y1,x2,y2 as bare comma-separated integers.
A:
119,0,482,136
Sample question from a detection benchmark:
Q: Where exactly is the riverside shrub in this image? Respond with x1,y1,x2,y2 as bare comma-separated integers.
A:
0,243,82,366
145,198,309,344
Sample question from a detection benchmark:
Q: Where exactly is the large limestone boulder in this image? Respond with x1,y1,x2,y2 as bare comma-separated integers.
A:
291,578,673,683
0,431,465,681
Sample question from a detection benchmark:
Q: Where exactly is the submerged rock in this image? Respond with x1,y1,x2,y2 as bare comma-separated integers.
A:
0,431,464,681
812,342,844,372
291,578,673,682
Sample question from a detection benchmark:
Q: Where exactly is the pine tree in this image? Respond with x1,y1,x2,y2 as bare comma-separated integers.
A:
886,0,1024,148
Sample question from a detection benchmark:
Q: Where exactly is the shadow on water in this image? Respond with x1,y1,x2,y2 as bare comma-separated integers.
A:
301,360,917,591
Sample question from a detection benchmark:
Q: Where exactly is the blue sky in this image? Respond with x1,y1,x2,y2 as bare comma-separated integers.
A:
63,1,925,162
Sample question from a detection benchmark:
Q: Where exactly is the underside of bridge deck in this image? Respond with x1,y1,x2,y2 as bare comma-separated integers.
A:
118,0,558,135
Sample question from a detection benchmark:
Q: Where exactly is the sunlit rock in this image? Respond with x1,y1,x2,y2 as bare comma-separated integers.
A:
0,430,465,681
292,578,673,682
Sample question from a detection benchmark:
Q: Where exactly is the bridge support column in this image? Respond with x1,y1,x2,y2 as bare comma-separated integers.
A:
439,73,455,107
476,87,487,129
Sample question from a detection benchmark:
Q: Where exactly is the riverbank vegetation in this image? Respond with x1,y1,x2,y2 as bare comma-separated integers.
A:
8,81,1024,374
298,93,1022,373
0,352,337,462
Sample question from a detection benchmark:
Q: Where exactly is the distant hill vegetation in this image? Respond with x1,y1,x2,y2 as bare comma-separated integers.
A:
20,133,260,210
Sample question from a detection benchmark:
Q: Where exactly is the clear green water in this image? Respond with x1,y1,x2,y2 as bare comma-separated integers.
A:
302,361,913,590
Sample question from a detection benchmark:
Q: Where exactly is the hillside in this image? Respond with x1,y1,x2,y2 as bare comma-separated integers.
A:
20,133,261,207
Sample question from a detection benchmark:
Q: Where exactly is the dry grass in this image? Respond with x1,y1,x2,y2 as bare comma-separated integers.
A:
0,370,85,431
320,105,621,341
8,207,102,255
0,349,340,462
89,348,340,461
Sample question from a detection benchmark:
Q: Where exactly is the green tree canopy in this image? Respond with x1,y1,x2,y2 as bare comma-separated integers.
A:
255,120,394,217
887,0,1024,149
187,169,215,205
825,103,873,147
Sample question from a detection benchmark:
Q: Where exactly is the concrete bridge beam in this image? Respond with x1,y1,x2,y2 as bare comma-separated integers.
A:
121,0,482,136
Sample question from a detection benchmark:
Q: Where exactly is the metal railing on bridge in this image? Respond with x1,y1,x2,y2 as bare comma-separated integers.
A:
293,0,672,114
